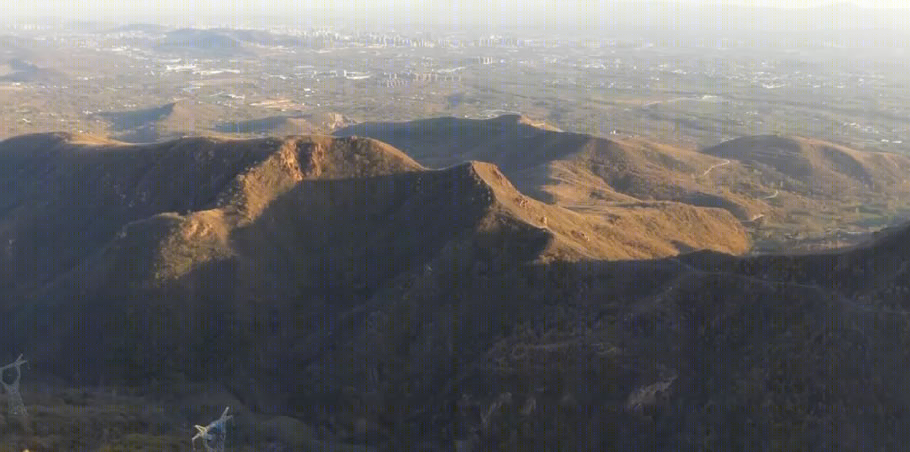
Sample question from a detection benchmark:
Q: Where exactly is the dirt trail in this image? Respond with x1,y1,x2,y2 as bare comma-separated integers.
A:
762,190,779,200
700,159,730,177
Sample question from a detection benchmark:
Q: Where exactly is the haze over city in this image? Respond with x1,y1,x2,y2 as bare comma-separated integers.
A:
6,0,910,32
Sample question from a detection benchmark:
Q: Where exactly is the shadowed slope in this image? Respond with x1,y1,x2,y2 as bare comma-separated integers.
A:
0,133,421,300
216,112,353,136
337,115,753,252
704,135,910,198
336,115,742,205
0,131,906,450
0,58,66,83
96,100,223,142
276,216,910,451
0,130,745,383
338,116,910,251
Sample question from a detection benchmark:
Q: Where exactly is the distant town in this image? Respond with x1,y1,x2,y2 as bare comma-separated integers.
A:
1,20,909,155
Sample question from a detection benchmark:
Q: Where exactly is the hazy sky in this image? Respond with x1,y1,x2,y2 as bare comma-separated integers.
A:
7,0,910,18
5,0,909,35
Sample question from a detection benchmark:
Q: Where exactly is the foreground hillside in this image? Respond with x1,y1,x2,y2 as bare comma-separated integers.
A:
0,132,907,450
337,116,910,252
0,132,746,301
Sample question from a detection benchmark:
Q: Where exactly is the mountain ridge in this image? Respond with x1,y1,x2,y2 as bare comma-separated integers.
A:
337,115,910,251
0,130,907,449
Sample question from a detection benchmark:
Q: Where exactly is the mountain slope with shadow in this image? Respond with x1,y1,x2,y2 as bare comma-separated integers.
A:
96,100,224,142
703,134,910,199
337,116,910,251
0,58,66,83
217,112,353,136
336,115,753,252
0,130,744,387
335,114,757,212
293,217,910,451
0,131,905,450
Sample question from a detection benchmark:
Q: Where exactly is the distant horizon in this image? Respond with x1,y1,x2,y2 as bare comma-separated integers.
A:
5,0,910,19
4,0,910,35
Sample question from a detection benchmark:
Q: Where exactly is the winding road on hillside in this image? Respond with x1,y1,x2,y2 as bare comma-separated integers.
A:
700,159,730,177
762,190,780,200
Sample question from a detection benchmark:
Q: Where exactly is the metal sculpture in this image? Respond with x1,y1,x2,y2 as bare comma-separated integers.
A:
192,406,233,452
0,354,27,417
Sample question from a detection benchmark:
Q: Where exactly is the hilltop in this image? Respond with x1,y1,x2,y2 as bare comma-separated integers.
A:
338,116,910,252
0,58,66,83
211,28,303,47
700,134,910,250
217,112,354,136
335,114,756,210
703,134,910,198
336,114,751,209
108,23,170,34
96,100,224,142
155,29,250,57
